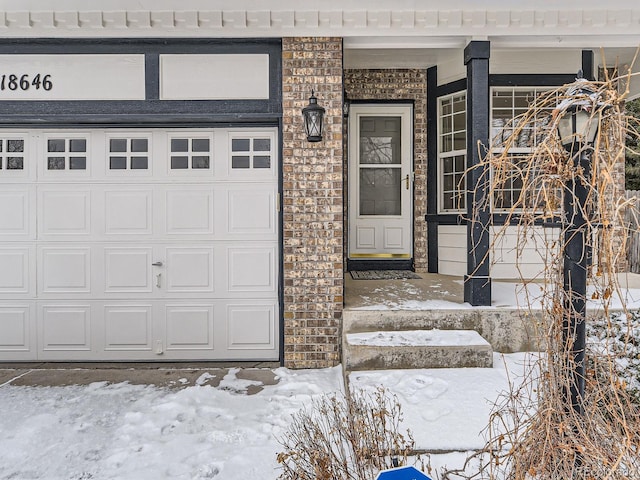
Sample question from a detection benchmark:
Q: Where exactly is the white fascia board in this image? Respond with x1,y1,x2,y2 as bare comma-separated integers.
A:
0,1,638,40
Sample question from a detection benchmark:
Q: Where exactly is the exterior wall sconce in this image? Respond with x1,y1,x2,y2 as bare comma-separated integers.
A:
302,90,325,142
556,84,600,153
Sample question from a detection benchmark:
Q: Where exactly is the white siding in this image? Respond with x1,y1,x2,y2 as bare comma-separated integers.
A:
438,224,560,279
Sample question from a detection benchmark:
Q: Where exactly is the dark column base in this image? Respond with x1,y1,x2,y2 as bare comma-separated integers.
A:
464,275,492,306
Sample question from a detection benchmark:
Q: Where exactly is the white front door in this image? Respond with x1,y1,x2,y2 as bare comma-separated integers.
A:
0,128,279,361
348,105,413,260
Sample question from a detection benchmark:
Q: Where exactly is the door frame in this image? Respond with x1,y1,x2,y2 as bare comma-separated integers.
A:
347,103,414,270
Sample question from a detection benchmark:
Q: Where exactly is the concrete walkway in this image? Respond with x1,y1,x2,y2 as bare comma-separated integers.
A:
0,362,280,393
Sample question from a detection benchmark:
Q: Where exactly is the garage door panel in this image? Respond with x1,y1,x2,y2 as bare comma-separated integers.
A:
226,187,276,238
40,304,91,351
164,187,214,235
0,187,35,239
0,305,34,354
165,304,214,351
103,188,153,236
227,246,276,293
165,247,214,293
39,188,91,238
0,247,34,296
39,247,91,294
103,247,153,294
104,304,153,351
227,303,276,351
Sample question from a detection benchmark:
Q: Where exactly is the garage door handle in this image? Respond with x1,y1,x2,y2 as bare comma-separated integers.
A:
152,261,163,267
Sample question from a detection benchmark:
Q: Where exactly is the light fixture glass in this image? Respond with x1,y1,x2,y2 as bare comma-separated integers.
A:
302,90,325,142
556,75,602,152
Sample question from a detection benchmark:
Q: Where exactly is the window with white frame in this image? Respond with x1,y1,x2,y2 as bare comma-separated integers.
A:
491,87,557,212
438,92,466,212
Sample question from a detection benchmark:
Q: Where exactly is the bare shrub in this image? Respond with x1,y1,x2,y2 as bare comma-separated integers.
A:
443,61,640,479
276,386,429,480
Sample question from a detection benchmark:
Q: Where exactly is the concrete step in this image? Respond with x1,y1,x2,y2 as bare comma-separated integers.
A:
344,329,493,371
342,308,539,353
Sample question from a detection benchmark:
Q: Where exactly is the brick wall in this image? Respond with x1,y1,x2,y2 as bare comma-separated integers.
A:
343,69,428,271
281,37,344,368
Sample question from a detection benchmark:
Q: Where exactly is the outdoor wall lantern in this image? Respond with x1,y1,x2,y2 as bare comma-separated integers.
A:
555,72,604,418
556,85,600,153
302,90,325,142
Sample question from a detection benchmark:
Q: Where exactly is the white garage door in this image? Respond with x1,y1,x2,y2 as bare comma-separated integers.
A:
0,128,279,361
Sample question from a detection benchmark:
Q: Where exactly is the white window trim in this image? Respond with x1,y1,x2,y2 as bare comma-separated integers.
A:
437,91,467,214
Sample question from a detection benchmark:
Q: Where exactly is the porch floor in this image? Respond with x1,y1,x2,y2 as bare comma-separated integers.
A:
345,272,465,310
344,271,640,311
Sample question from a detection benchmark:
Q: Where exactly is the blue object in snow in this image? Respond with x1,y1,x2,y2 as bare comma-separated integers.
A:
375,465,432,480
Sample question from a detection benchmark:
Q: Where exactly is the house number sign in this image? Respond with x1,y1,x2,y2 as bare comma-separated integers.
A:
0,73,53,92
0,54,145,101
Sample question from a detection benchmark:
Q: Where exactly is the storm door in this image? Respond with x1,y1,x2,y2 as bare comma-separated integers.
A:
348,105,413,260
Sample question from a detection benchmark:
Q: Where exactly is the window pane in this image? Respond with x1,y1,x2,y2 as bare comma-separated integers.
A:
110,139,127,153
359,117,400,165
69,157,86,170
453,132,466,150
359,168,401,215
441,99,452,116
192,139,210,152
7,157,23,170
442,192,454,211
131,139,148,152
7,140,24,152
232,139,250,152
48,139,65,153
443,157,453,172
171,139,189,152
443,174,453,191
0,140,3,152
232,156,250,169
253,156,271,168
171,156,189,169
110,157,127,169
441,116,452,134
69,139,86,153
441,136,452,152
48,157,65,170
131,157,148,170
192,156,210,169
253,139,271,151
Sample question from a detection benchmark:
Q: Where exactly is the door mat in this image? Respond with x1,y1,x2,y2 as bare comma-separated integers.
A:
350,270,422,280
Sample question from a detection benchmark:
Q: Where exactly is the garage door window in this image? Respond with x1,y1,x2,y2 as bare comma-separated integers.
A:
231,137,272,169
47,138,87,170
170,137,211,170
0,138,24,170
109,138,149,170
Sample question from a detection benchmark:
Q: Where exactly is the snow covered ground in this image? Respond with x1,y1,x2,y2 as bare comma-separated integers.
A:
0,354,534,480
1,278,637,479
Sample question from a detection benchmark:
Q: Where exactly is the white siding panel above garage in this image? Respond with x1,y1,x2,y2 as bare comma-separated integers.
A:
0,128,279,362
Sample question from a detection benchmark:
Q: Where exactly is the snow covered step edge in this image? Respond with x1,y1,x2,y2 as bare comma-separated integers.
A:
344,329,493,371
346,329,490,348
